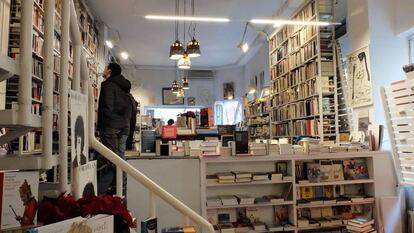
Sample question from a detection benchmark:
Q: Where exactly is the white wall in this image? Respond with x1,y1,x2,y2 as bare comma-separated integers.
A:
395,0,414,36
243,44,270,93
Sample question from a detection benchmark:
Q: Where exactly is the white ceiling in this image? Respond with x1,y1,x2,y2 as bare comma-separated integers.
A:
85,0,294,68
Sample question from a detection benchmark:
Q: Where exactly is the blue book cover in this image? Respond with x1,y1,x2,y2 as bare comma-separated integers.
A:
142,217,157,233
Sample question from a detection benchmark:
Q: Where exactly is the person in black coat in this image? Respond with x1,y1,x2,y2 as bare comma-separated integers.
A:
97,63,133,199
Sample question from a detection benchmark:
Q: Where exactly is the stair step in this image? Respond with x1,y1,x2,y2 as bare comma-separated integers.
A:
0,154,59,170
0,109,41,128
0,54,19,82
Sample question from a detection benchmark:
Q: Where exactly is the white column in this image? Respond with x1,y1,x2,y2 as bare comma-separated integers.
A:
42,0,55,169
18,0,33,125
59,0,70,192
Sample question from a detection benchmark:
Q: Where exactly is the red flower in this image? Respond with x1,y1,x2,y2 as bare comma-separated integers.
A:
38,193,134,228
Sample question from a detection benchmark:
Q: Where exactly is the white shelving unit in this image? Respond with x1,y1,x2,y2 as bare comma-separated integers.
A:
200,151,381,233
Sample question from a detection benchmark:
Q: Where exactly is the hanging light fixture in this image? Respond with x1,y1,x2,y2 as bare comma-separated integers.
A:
171,80,179,94
177,86,185,97
182,75,189,89
187,0,200,58
178,1,191,69
169,0,184,60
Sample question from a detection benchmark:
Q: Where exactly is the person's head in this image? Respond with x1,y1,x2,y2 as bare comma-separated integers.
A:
103,63,122,79
19,180,32,203
74,116,85,158
167,119,175,126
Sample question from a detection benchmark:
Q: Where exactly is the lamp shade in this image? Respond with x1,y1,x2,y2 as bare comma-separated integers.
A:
171,80,179,93
169,40,184,60
177,87,185,97
187,38,200,58
177,52,191,69
182,77,189,89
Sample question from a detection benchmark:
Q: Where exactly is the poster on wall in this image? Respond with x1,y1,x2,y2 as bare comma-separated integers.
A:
197,86,214,106
223,82,235,100
346,46,373,108
162,88,184,105
70,90,96,198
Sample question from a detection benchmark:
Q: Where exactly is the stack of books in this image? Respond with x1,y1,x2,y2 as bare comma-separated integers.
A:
216,172,235,184
162,226,196,233
235,195,255,205
252,172,269,181
201,141,220,157
206,175,218,185
219,195,239,206
346,217,376,233
232,172,252,183
249,142,267,155
207,196,222,207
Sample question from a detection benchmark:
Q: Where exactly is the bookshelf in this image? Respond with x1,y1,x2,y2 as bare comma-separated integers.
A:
269,0,338,142
245,98,271,141
200,151,379,232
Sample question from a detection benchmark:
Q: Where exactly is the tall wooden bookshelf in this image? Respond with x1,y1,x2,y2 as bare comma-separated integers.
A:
269,0,338,142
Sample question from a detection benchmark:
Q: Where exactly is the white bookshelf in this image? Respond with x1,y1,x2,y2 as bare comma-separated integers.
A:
200,151,382,233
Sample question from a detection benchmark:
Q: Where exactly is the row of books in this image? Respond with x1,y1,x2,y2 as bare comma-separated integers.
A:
213,222,295,233
272,97,320,122
295,159,369,183
247,116,270,126
9,131,42,153
33,32,44,55
206,192,291,207
208,171,292,184
245,100,271,117
32,82,42,101
248,125,270,139
297,196,374,206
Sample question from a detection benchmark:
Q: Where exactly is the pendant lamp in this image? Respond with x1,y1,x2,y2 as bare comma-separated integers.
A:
182,76,189,89
169,0,184,60
178,52,191,69
177,86,185,97
171,80,179,94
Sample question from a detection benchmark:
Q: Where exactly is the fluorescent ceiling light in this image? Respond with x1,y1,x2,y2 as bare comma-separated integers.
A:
105,40,114,49
145,15,230,22
120,52,129,60
250,19,340,26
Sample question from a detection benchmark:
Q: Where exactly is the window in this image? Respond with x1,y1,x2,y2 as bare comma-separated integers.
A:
214,99,243,125
144,106,202,124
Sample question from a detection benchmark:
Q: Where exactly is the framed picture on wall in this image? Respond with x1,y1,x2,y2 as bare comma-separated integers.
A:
223,82,235,100
187,97,196,106
162,88,184,105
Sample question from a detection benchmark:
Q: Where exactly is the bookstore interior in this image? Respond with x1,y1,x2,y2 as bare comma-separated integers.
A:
0,0,414,233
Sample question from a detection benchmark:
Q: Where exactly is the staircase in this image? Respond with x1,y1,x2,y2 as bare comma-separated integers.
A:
0,0,214,232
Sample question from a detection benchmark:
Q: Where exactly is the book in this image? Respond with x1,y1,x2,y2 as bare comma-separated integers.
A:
263,195,285,203
141,217,157,233
343,159,369,180
265,222,283,231
297,218,309,228
319,160,334,182
220,195,238,206
234,131,249,155
252,222,266,231
269,173,283,181
207,197,222,207
274,206,289,224
348,217,375,227
252,172,269,181
246,207,260,223
0,171,39,230
235,195,254,205
231,222,249,233
235,178,251,183
217,172,236,181
275,162,288,176
346,225,374,232
332,160,345,181
207,175,218,184
300,187,314,200
231,172,252,179
254,196,270,204
306,162,321,183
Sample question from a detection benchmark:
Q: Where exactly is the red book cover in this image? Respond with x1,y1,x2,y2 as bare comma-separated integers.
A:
162,125,177,139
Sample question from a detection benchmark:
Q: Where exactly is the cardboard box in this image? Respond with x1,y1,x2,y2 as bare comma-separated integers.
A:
0,171,39,230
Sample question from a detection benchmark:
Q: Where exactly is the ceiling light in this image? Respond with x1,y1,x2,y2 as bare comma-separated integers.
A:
250,19,340,26
240,43,249,53
145,15,230,23
171,80,179,94
178,52,191,69
170,40,184,60
248,84,256,94
182,77,189,90
177,87,185,97
120,52,128,60
187,38,200,58
105,40,114,49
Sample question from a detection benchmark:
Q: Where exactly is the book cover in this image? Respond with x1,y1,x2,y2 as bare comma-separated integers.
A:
1,171,39,230
234,131,248,154
218,209,237,224
246,207,260,223
73,160,97,199
343,159,369,180
276,162,288,176
332,160,344,181
306,162,320,183
141,217,157,233
300,187,314,200
295,161,306,181
324,186,334,199
274,206,289,224
319,160,334,182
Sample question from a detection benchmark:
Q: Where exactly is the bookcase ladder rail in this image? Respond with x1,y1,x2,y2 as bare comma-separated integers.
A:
87,87,214,233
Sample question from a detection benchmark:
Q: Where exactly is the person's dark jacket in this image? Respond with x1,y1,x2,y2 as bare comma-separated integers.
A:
97,74,132,132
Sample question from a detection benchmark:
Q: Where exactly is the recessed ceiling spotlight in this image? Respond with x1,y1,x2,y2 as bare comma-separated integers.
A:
120,52,129,60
